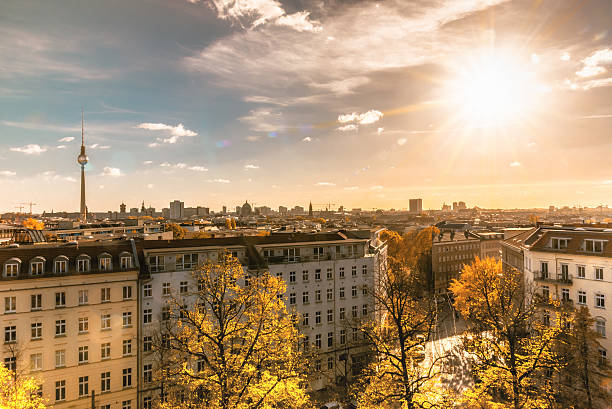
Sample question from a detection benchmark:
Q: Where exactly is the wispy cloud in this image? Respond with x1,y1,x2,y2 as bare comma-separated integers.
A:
59,136,74,142
302,136,312,142
239,109,284,133
370,185,384,190
137,122,197,145
189,166,208,172
208,178,230,183
337,124,358,132
344,186,359,191
161,162,208,172
244,164,260,170
510,161,522,167
397,138,407,146
315,182,336,186
39,171,76,182
576,48,612,78
10,144,47,155
338,110,384,125
101,167,122,177
0,171,16,177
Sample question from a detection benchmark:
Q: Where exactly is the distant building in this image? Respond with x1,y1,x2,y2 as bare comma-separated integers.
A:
241,201,252,217
161,208,170,219
409,198,423,213
120,202,126,213
129,208,139,215
235,206,241,216
169,200,184,219
432,231,480,295
441,203,451,211
453,201,467,211
279,206,288,214
222,206,227,214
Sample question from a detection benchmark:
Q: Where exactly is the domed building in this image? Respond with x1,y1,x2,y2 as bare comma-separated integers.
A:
241,200,252,217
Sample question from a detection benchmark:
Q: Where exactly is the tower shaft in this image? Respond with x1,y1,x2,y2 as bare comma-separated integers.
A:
80,165,86,220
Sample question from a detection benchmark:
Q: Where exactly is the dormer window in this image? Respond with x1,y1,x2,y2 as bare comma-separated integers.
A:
77,256,91,273
54,256,68,274
585,239,605,253
551,238,569,250
148,255,164,272
30,257,45,275
120,254,132,269
4,259,20,277
99,254,112,271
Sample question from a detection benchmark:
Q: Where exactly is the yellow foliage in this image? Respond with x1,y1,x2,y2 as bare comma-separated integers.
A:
165,223,186,239
0,365,46,409
22,218,44,230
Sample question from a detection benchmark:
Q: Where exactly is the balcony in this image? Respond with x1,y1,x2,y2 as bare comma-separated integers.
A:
532,271,573,285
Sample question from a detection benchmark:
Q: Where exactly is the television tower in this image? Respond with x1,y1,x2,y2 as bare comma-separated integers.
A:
77,109,89,221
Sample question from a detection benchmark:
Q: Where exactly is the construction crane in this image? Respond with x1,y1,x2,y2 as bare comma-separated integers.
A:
21,202,38,215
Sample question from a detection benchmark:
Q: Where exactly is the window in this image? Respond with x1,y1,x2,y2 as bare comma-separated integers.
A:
30,294,42,311
362,265,367,275
77,258,90,272
339,267,345,278
101,343,111,360
302,313,309,326
596,268,604,281
327,356,334,370
123,339,132,356
122,400,132,409
552,238,569,250
352,266,357,276
55,380,66,402
143,336,152,352
99,256,112,271
55,292,66,308
30,353,42,371
561,288,570,301
79,376,89,397
5,262,19,277
79,290,89,305
79,317,89,334
340,287,345,299
31,260,44,275
339,307,345,320
585,239,605,253
101,314,111,330
179,281,188,294
542,286,550,299
55,320,66,336
578,265,586,279
123,312,132,327
120,256,132,269
143,397,152,409
101,288,111,303
362,304,368,316
55,259,67,274
327,332,333,347
596,319,606,338
144,364,153,383
315,311,321,324
327,309,333,322
4,296,16,313
315,290,321,302
315,359,321,371
596,293,606,309
289,293,296,305
122,368,132,387
143,309,152,324
55,350,65,368
101,372,111,392
578,291,587,305
4,356,16,371
148,255,164,272
302,270,309,282
599,349,608,366
302,291,309,304
340,329,346,345
122,286,132,300
326,268,333,280
315,334,321,349
362,287,368,296
315,269,321,280
143,284,152,298
327,288,333,301
352,285,357,297
540,262,549,278
289,271,296,283
352,305,358,318
162,282,171,296
352,327,359,341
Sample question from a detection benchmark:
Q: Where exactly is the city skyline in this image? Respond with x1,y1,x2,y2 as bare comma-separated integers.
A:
1,0,611,212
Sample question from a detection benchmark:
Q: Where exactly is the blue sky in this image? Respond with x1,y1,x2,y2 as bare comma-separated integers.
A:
1,0,611,213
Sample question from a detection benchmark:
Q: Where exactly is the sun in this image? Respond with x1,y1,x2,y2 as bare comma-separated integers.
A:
444,51,543,126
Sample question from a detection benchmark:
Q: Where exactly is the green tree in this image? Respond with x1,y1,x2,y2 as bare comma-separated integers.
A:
450,258,565,409
0,365,45,409
160,253,310,409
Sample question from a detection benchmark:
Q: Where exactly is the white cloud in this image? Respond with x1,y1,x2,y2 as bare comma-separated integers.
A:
10,144,47,155
576,48,612,78
101,167,122,177
39,171,76,182
527,142,536,147
147,183,154,189
344,186,359,191
302,136,312,142
561,52,570,61
337,124,358,132
276,11,322,32
188,166,208,172
337,110,384,131
210,178,230,183
160,162,172,167
143,160,153,165
0,170,16,177
58,136,74,142
370,185,384,190
244,164,260,170
137,122,197,145
65,176,77,183
509,161,521,167
99,185,105,190
397,138,407,146
239,109,284,133
377,127,384,135
56,145,66,149
90,144,110,150
315,182,336,186
175,163,187,169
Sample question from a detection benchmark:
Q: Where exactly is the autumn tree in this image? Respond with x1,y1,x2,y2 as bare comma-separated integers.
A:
230,218,237,229
450,258,565,409
0,364,45,409
165,223,186,239
354,254,450,409
554,306,611,409
22,218,44,230
191,231,211,239
159,253,310,409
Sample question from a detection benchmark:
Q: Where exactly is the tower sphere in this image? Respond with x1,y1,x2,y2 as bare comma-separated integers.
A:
78,153,88,165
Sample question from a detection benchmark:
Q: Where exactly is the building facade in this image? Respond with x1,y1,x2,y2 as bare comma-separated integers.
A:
0,241,139,409
432,232,480,295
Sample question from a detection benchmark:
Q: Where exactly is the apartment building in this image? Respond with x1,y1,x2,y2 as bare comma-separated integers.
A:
0,241,139,409
432,232,480,295
503,226,612,389
137,231,386,407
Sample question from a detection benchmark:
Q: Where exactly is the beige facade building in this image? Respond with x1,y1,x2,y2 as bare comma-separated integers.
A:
0,241,139,409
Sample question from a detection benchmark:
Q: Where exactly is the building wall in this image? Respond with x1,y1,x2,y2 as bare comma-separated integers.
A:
432,238,480,295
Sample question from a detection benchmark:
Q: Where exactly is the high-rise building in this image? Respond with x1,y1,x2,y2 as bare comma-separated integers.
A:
77,110,89,221
120,203,126,213
409,198,423,213
169,200,184,219
222,206,227,214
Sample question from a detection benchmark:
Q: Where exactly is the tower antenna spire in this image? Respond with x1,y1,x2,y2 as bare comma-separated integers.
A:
81,106,84,146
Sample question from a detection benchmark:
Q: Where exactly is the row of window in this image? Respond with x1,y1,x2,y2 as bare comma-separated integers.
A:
280,265,368,283
3,254,133,277
536,261,606,280
289,286,368,305
549,237,606,253
299,304,369,325
147,251,242,273
302,327,366,350
435,243,479,253
51,372,133,402
3,287,133,314
4,313,133,343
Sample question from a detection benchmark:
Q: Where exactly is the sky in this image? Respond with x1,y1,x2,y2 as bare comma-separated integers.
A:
1,0,611,213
